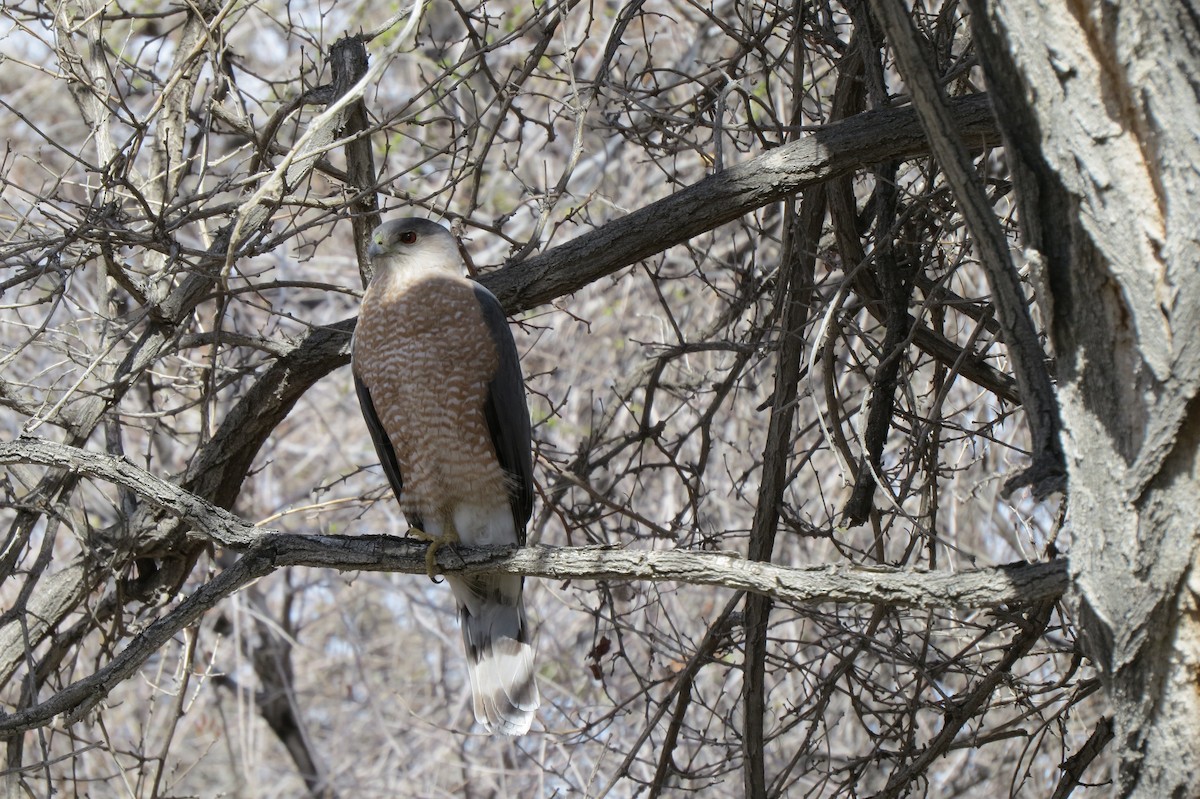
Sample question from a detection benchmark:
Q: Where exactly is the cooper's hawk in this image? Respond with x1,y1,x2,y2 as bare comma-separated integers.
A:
352,218,538,735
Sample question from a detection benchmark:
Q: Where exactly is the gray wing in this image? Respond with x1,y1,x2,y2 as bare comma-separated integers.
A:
353,370,425,532
472,283,534,541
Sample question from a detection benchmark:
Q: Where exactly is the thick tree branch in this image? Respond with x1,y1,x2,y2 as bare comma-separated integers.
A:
262,536,1068,610
966,3,1200,795
328,34,382,286
0,438,1069,739
0,434,1070,611
486,93,999,314
96,93,1005,604
0,527,1068,740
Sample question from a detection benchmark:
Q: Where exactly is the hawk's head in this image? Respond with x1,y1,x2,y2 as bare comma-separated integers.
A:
367,218,463,277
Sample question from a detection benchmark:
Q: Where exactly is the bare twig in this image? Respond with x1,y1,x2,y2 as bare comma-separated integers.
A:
866,0,1064,497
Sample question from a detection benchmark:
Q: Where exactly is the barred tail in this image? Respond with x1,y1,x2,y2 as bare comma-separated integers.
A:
448,574,539,735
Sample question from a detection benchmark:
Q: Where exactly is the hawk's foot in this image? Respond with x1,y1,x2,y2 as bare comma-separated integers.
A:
407,526,461,582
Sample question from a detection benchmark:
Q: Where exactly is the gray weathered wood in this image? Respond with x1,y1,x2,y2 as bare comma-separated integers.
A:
0,439,1066,611
0,438,1068,740
970,1,1200,795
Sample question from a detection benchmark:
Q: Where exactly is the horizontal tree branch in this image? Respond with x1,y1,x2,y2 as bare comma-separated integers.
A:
264,535,1067,609
0,439,1068,608
0,438,1067,737
0,531,1068,738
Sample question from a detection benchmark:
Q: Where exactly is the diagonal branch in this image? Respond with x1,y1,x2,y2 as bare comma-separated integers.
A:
1050,716,1114,799
873,601,1056,798
0,528,1068,741
865,0,1064,497
486,93,1000,314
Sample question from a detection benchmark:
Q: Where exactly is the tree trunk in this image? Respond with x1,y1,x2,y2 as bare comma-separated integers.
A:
970,1,1200,794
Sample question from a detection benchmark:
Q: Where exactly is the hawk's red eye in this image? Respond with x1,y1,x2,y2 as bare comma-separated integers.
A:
399,231,418,244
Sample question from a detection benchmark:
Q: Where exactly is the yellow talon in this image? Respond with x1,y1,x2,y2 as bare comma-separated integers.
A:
408,525,460,582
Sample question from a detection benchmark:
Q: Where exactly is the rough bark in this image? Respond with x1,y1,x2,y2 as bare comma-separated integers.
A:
969,1,1200,795
0,528,1068,740
868,0,1065,497
0,440,1068,612
0,438,1069,740
487,94,1000,312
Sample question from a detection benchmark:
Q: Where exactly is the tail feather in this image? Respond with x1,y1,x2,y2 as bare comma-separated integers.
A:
465,634,538,735
448,575,539,735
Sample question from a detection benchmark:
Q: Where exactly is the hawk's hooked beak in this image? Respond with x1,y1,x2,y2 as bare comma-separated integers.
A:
367,239,383,259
